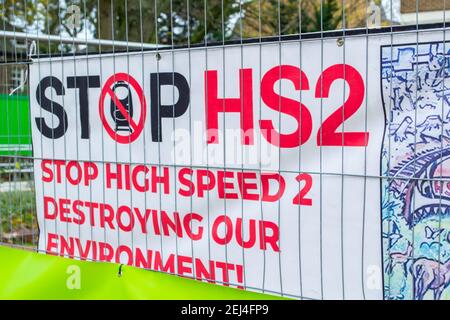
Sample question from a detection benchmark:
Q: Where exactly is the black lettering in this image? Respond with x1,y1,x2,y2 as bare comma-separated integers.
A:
67,76,100,139
150,72,189,142
35,76,67,139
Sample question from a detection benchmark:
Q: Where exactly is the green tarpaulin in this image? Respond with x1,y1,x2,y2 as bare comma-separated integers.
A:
0,94,32,156
0,246,282,300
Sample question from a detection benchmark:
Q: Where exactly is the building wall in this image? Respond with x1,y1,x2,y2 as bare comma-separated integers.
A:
401,0,450,24
401,0,447,13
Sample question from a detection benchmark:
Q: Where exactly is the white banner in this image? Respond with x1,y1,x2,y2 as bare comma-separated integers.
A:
30,29,450,300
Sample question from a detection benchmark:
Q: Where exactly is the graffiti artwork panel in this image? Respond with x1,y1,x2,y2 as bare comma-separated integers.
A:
382,42,450,300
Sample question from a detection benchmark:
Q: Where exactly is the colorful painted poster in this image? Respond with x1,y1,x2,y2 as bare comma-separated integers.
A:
381,42,450,300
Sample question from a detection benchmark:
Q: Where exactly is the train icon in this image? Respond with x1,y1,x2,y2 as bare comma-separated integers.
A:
110,80,133,132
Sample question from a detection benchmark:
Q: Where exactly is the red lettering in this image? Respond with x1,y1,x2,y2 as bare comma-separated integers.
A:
116,205,134,232
260,65,312,147
106,163,122,189
177,255,192,277
83,162,98,186
212,215,233,245
133,207,152,234
44,196,57,220
183,213,204,240
161,210,183,237
45,233,58,254
237,172,259,201
218,171,238,199
154,252,175,273
259,220,280,252
236,218,256,249
197,169,215,198
99,241,114,262
151,166,170,194
178,168,195,197
41,160,53,182
205,69,254,145
315,64,368,146
261,173,285,202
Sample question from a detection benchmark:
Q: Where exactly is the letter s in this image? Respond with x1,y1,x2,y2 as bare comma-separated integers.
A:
259,65,312,148
35,76,68,139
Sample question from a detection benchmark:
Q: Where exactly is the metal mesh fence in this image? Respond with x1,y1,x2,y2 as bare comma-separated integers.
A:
1,0,450,300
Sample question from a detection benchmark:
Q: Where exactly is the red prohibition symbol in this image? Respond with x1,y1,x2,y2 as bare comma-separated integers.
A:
99,73,147,144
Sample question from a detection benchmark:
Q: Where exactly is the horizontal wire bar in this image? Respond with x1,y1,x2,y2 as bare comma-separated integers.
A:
0,30,161,49
0,61,31,66
0,153,446,183
31,24,450,61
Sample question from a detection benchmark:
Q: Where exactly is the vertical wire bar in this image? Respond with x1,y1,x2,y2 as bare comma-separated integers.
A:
1,0,7,243
319,0,325,299
57,0,69,256
435,0,445,302
0,0,4,242
154,0,165,275
4,0,13,245
69,0,82,259
29,3,36,249
238,0,247,291
257,0,267,295
124,0,135,267
23,0,37,249
97,0,107,255
277,0,284,296
83,0,95,256
11,0,24,247
11,0,17,244
111,0,121,264
437,0,447,302
410,0,419,300
340,0,347,300
19,0,27,248
186,0,197,281
387,0,395,299
208,0,220,283
361,0,370,300
45,0,59,254
169,0,180,276
34,0,47,254
18,0,25,246
297,0,303,300
138,0,150,268
218,0,228,286
0,0,6,244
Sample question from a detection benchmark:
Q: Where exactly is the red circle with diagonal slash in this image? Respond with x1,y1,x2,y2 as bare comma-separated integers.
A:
99,73,147,144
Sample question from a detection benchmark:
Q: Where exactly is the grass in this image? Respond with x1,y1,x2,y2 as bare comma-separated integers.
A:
0,188,38,247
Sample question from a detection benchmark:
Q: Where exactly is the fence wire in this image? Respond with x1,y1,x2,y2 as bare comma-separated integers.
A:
0,0,449,300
